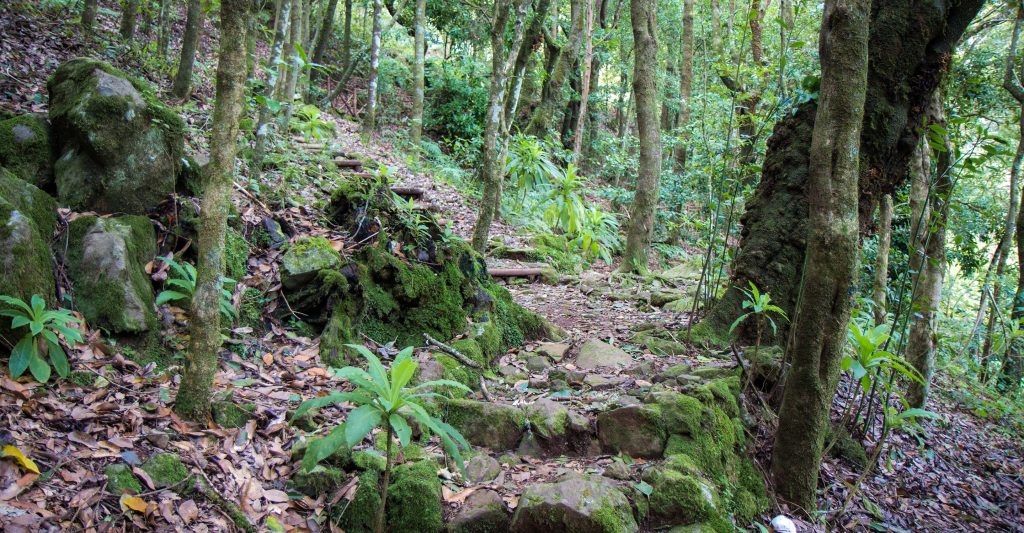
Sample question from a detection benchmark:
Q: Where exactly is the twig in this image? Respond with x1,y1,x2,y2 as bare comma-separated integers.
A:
232,181,271,213
479,375,493,402
423,334,482,369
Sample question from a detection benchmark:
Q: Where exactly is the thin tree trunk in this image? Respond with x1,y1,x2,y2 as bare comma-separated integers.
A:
470,0,533,251
120,0,140,40
342,0,353,71
410,0,426,154
906,90,953,409
572,0,596,157
1001,4,1024,392
526,0,586,136
253,0,291,175
617,0,660,274
772,0,869,513
672,0,694,168
281,0,304,125
362,0,383,137
872,194,893,325
175,0,251,421
82,0,99,32
156,0,174,56
171,0,206,100
312,0,340,65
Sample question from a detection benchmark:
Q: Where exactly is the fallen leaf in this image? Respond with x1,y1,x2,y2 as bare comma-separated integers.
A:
1,446,39,474
119,494,148,513
177,499,199,524
263,488,289,503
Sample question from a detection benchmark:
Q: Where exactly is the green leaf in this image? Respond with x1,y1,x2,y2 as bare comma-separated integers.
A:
11,316,30,330
634,480,653,497
389,413,412,446
156,291,190,306
28,353,51,383
292,391,367,419
47,341,70,378
9,335,33,378
0,295,31,314
390,349,417,393
413,379,472,393
30,295,45,318
344,404,382,448
302,424,348,472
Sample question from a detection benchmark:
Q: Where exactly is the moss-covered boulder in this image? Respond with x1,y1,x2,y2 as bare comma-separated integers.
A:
597,406,666,458
576,339,633,369
642,465,728,530
141,453,190,488
48,58,184,214
0,114,53,189
522,398,592,456
447,399,525,451
337,469,381,533
387,461,444,533
449,488,511,533
63,215,157,333
104,463,142,495
0,169,57,315
281,236,341,290
510,475,638,533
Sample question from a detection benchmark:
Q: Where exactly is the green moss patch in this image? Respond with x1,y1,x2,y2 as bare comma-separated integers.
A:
104,464,142,495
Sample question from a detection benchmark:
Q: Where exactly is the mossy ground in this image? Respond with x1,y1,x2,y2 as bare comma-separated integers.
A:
104,463,142,494
141,453,190,489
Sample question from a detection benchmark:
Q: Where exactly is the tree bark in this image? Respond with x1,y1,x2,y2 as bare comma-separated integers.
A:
410,0,426,153
362,0,383,137
672,0,694,168
172,0,206,100
1002,4,1024,392
120,0,140,40
312,0,340,66
872,194,892,325
572,0,596,157
526,0,586,136
157,0,174,57
771,0,869,513
470,0,533,251
617,0,660,274
906,90,953,409
253,0,292,175
282,0,304,124
175,0,251,421
82,0,99,32
696,0,985,345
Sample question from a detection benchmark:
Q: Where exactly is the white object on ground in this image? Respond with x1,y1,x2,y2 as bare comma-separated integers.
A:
770,515,797,533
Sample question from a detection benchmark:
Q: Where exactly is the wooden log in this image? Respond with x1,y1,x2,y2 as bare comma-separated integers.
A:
333,158,363,169
391,186,426,199
488,267,545,278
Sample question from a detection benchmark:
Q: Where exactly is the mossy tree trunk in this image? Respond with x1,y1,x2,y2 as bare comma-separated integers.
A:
525,0,586,136
906,90,953,409
282,0,304,125
504,0,554,131
1005,7,1024,392
409,0,426,155
175,0,252,422
253,0,292,175
171,0,206,100
672,0,694,169
571,0,596,157
120,0,140,40
872,194,892,325
308,0,339,92
771,0,869,513
697,0,984,345
156,0,174,57
362,0,383,138
470,0,533,252
82,0,99,32
617,0,660,274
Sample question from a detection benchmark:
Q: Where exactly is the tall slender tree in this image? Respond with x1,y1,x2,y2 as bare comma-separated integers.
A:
526,0,586,135
771,0,869,513
672,0,695,168
410,0,426,154
171,0,207,100
253,0,293,174
175,0,253,421
872,194,893,325
572,0,596,157
363,0,383,137
618,0,660,274
82,0,99,32
120,0,140,39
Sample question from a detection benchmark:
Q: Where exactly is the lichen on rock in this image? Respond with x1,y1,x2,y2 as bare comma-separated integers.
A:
0,169,57,316
0,114,53,189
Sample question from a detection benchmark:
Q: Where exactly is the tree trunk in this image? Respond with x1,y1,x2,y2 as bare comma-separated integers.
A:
1004,197,1024,390
872,194,893,325
312,0,340,66
771,0,869,513
362,0,383,137
82,0,99,32
526,0,586,136
156,0,174,57
410,0,426,153
342,0,352,71
175,0,251,421
470,0,533,251
672,0,694,168
120,0,139,40
572,0,596,157
617,0,660,274
906,90,953,409
282,0,304,124
696,0,984,345
253,0,292,175
171,0,206,100
506,0,554,130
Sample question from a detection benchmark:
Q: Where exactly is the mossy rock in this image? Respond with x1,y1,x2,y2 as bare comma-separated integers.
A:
596,406,666,458
447,399,525,451
0,169,57,330
104,463,142,495
826,425,868,468
48,58,184,214
212,400,256,428
449,488,511,533
387,461,443,533
141,453,190,489
337,469,381,533
0,114,53,189
510,475,638,532
352,449,387,472
63,215,157,334
290,465,348,498
635,333,689,356
281,236,341,290
643,467,727,530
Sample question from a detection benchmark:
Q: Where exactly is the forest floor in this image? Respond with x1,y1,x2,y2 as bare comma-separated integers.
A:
1,3,1024,532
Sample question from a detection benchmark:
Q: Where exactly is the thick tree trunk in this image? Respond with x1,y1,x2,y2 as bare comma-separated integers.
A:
1002,5,1024,392
362,0,383,137
617,0,660,274
696,0,984,344
526,0,586,136
410,0,426,154
120,0,139,40
470,0,532,251
171,0,206,100
175,0,251,421
771,0,869,513
906,91,952,409
253,0,292,175
82,0,99,32
672,0,694,168
872,194,893,325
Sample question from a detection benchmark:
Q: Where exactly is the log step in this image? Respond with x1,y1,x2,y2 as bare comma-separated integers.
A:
333,158,363,170
391,186,426,199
